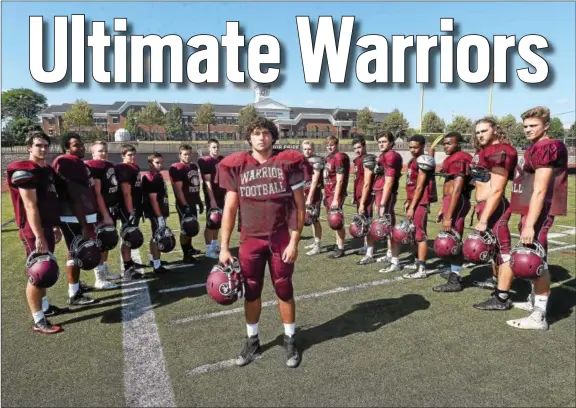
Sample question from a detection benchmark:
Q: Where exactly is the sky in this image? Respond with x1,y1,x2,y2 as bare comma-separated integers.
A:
2,1,575,128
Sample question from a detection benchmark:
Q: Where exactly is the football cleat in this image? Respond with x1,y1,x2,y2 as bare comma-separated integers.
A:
349,214,370,238
327,208,344,231
510,241,547,279
462,230,497,264
95,224,119,251
26,251,60,288
434,229,462,259
70,236,101,271
206,257,245,305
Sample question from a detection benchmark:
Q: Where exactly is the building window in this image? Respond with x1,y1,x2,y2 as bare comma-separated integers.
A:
111,116,119,124
216,116,224,125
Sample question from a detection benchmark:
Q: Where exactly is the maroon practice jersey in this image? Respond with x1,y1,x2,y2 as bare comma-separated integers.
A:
216,149,305,237
353,154,366,201
441,150,473,198
142,171,170,218
85,159,119,207
303,156,323,203
52,154,98,217
470,143,518,182
373,150,403,193
198,155,227,200
115,162,143,213
168,162,201,206
7,161,60,235
511,138,568,216
323,152,350,199
406,154,438,205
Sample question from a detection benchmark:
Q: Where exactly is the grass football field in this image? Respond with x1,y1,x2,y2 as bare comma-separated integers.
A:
1,176,575,407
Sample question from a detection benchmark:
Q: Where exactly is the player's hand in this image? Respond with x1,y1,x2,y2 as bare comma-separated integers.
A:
358,204,365,215
404,201,409,213
197,202,204,214
305,198,312,206
157,217,166,229
53,227,62,244
183,205,193,217
520,226,535,245
282,242,298,264
219,248,234,265
378,205,385,218
428,146,435,156
103,215,114,226
406,207,414,221
442,218,452,232
475,221,487,233
436,212,443,223
128,210,138,226
82,224,93,240
35,235,48,254
330,199,339,209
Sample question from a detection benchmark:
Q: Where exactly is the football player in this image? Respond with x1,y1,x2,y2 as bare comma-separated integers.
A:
351,136,371,255
301,140,324,256
431,132,473,292
198,139,226,259
169,144,204,263
115,144,145,279
52,133,99,305
85,140,121,289
216,116,306,368
142,153,170,274
470,118,518,311
323,135,351,258
506,106,568,329
7,131,67,333
398,135,438,279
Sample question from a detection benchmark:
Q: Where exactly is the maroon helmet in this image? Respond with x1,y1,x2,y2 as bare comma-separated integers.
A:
181,215,200,237
391,219,415,245
369,214,393,242
434,229,462,258
206,208,223,229
304,205,319,226
349,214,370,238
462,230,497,264
510,241,547,279
120,224,144,249
70,236,102,271
96,224,119,251
26,251,60,288
206,257,244,306
153,226,176,253
327,208,345,230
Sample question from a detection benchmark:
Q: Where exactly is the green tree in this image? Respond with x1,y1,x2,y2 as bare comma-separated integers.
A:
124,108,140,137
3,117,42,145
1,88,47,121
421,111,445,134
548,117,565,140
62,99,94,132
356,107,375,140
137,102,165,140
379,109,410,136
164,105,188,138
446,115,474,137
497,114,526,148
195,103,216,138
237,104,259,138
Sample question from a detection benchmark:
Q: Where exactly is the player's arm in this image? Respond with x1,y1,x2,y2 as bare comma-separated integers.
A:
445,175,464,221
291,187,305,242
220,191,239,253
202,173,218,207
408,170,427,211
172,180,187,207
523,167,553,230
334,172,344,203
360,168,373,207
148,191,163,218
121,182,133,213
93,178,112,223
380,176,394,208
307,168,321,203
20,188,48,250
477,168,508,226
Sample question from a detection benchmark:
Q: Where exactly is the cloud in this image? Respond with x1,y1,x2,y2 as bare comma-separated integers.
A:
556,97,570,104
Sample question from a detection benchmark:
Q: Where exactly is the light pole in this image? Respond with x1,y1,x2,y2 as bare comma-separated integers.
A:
419,83,425,131
488,81,494,117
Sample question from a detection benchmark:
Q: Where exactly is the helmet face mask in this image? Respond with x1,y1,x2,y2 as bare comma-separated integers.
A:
392,219,415,245
349,214,369,238
510,241,547,279
153,226,176,253
206,257,245,305
70,236,102,270
369,214,392,241
462,230,497,263
304,205,319,226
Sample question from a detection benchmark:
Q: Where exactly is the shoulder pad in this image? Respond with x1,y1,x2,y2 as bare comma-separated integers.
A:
417,155,436,172
84,159,105,169
219,152,249,169
11,169,36,186
308,155,325,169
278,149,306,163
362,154,377,169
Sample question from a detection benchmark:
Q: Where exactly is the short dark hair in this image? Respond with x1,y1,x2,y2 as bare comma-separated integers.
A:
444,131,463,143
179,144,192,152
207,138,219,146
61,132,82,153
121,144,136,156
25,131,50,147
325,135,339,145
408,134,426,145
352,135,366,147
244,116,279,142
147,152,163,166
376,130,395,144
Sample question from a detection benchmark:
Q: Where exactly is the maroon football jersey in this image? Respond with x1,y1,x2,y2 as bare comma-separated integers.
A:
470,143,518,182
323,152,350,199
115,162,143,213
216,150,305,237
142,171,170,218
511,138,568,216
406,154,437,205
303,156,323,202
7,161,60,234
374,150,403,193
52,154,98,217
85,159,119,207
441,150,473,198
169,162,201,206
353,154,366,201
198,155,227,199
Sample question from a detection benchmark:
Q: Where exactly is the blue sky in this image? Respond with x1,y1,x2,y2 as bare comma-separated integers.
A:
2,1,575,127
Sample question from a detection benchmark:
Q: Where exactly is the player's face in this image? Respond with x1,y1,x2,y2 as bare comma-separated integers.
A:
378,137,391,152
302,143,313,158
180,149,191,164
68,138,85,158
475,122,496,147
250,127,274,153
92,144,108,160
353,143,364,157
409,142,423,157
124,151,136,164
523,117,548,142
209,142,219,157
151,157,163,172
326,141,338,154
443,137,458,155
28,137,50,161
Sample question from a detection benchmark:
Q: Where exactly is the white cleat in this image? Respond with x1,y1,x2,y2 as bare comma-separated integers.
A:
376,255,391,263
403,268,428,279
104,265,122,281
306,245,320,256
507,310,548,330
379,264,401,274
304,242,317,250
94,279,119,290
512,302,535,312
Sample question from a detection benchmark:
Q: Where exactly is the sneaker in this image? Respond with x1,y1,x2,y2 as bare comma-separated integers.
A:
94,279,119,290
304,242,317,250
328,248,345,259
190,248,202,256
43,305,70,317
33,318,63,334
357,255,375,265
103,264,122,280
379,263,401,274
79,281,93,292
473,293,512,311
472,276,497,290
68,290,98,306
235,335,262,367
376,255,391,263
506,309,548,330
433,273,463,292
183,251,197,264
283,335,301,368
403,267,428,279
403,262,418,271
123,265,144,280
306,245,320,256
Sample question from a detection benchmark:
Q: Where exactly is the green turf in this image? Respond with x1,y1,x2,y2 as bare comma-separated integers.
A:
1,176,575,407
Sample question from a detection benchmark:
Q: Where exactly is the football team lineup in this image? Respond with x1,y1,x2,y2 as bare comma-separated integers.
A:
2,109,575,407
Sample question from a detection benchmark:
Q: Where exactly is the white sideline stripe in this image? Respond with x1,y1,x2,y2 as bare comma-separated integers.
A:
548,244,576,253
509,233,569,246
121,249,176,408
160,282,205,293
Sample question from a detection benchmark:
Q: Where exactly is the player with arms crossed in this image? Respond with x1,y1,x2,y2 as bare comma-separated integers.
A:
323,135,351,259
169,144,204,264
431,132,473,292
216,116,306,368
351,136,372,255
506,106,568,329
469,118,518,310
301,140,324,256
7,131,67,333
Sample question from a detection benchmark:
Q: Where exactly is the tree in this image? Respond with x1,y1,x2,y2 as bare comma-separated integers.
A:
62,99,94,132
137,102,165,140
446,115,474,137
548,117,565,140
124,108,140,138
3,117,42,145
421,111,445,134
497,114,526,148
379,109,410,137
164,105,188,139
356,107,375,140
1,88,47,121
236,104,258,138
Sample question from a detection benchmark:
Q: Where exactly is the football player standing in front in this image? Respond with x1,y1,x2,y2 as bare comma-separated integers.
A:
469,118,518,310
217,116,306,368
401,135,438,279
506,107,568,329
169,144,204,264
351,136,371,255
301,140,324,256
323,136,351,258
7,131,66,333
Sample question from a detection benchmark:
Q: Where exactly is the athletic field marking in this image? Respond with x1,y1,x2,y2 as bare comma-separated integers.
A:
510,233,569,246
188,359,239,376
548,244,576,253
1,218,15,229
121,249,176,408
160,282,205,293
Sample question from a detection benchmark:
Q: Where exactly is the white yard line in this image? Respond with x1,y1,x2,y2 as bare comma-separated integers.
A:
121,249,176,407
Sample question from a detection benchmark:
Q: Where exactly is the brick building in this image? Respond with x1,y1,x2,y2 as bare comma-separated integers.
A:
39,85,389,141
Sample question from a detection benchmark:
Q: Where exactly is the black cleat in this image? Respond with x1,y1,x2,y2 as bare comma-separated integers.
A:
33,318,63,335
473,293,512,310
328,248,345,259
283,335,301,368
190,248,202,256
68,290,98,306
123,265,144,280
235,335,262,367
148,260,167,267
472,276,497,290
153,266,169,274
79,281,93,292
182,251,197,264
43,305,70,317
433,273,463,293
